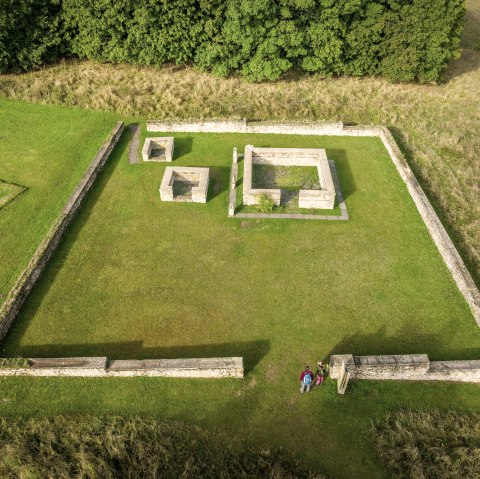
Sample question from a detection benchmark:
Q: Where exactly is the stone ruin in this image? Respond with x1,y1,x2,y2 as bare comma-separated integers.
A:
160,166,209,203
142,137,174,162
242,146,336,209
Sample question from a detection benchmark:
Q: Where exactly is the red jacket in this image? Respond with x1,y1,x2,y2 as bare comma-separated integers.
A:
300,370,314,381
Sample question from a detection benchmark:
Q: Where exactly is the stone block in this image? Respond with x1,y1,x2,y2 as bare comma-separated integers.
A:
242,145,335,210
160,167,209,203
142,137,174,162
107,357,244,378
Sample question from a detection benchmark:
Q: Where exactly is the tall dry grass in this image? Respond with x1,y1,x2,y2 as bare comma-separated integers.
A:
0,1,479,283
372,409,480,479
0,416,323,479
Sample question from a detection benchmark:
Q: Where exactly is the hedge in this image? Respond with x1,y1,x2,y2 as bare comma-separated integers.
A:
0,0,465,83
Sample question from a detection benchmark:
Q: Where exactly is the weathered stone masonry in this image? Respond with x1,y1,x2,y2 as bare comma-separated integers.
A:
0,356,244,378
330,354,480,383
0,122,124,341
242,145,336,209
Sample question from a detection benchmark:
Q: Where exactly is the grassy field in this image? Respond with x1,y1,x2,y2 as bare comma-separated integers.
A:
0,107,479,478
0,1,478,289
0,2,479,477
0,99,116,306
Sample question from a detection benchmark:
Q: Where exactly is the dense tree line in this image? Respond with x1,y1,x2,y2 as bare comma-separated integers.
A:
0,0,465,83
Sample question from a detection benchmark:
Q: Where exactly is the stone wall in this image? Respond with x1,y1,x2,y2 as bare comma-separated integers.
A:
243,145,335,209
0,122,124,341
147,119,344,135
330,354,480,383
145,119,480,325
0,356,244,378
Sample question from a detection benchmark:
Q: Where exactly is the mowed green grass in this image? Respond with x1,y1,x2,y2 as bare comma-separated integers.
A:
1,116,480,478
0,99,116,305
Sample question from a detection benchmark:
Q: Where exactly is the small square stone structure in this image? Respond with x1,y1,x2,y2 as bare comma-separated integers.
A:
142,137,174,162
160,166,209,203
243,146,336,209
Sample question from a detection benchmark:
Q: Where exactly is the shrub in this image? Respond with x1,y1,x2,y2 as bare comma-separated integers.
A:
0,0,66,73
372,409,480,479
0,0,466,83
256,193,275,213
0,416,322,478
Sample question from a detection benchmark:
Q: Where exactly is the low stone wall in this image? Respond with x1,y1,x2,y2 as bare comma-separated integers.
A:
0,356,244,378
243,145,335,209
145,119,480,325
0,122,124,341
148,119,247,133
147,119,344,135
330,354,480,383
142,136,174,162
107,357,243,378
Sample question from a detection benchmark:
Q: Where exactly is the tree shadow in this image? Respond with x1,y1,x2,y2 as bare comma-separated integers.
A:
173,136,193,160
14,340,270,375
443,6,480,81
325,149,356,200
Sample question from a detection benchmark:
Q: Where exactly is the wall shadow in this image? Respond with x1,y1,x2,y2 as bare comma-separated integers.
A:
15,339,270,375
325,324,480,361
208,166,230,201
173,136,193,160
1,129,130,351
325,148,356,200
443,7,480,81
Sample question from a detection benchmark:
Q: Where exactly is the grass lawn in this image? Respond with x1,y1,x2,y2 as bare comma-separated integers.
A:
1,107,480,478
0,99,116,305
1,0,478,288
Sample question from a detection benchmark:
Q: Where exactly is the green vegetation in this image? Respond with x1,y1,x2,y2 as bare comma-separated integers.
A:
0,416,320,478
0,0,465,82
0,357,29,369
255,193,275,213
372,410,480,479
0,99,116,306
0,4,479,476
1,0,478,283
252,165,320,191
0,104,479,478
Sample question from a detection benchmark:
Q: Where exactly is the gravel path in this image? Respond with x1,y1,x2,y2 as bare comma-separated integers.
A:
128,124,140,164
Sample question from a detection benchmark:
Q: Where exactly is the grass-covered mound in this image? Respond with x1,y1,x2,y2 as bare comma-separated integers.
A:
372,410,480,479
0,416,322,479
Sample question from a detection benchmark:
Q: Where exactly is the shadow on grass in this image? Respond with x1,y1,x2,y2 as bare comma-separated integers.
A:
325,324,480,361
325,149,356,200
173,136,193,160
208,166,230,201
13,340,270,375
1,130,130,353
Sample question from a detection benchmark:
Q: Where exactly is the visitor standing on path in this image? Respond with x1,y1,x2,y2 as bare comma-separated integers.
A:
300,365,314,393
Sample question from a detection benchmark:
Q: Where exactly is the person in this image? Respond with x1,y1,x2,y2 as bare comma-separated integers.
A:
300,365,314,393
315,361,326,386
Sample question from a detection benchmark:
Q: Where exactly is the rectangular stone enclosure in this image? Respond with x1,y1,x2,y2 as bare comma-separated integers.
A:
243,146,336,209
160,166,209,203
142,137,174,162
